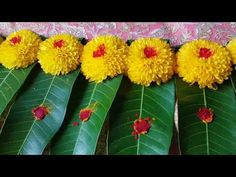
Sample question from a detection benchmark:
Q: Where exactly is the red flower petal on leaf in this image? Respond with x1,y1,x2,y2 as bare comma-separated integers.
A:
197,107,214,123
79,108,93,122
132,117,151,140
32,105,49,120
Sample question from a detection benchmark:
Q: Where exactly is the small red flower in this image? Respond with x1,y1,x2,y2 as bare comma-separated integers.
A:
10,36,21,45
72,122,79,126
135,113,139,117
53,39,64,48
132,117,151,140
197,107,214,123
199,48,213,59
144,47,157,58
32,105,49,120
79,108,93,122
93,44,106,58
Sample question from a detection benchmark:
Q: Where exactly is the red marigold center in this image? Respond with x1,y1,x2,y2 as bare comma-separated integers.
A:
32,105,49,121
197,107,214,123
10,36,21,45
54,39,64,48
132,117,151,140
144,47,157,58
93,44,106,58
199,48,213,59
79,108,93,122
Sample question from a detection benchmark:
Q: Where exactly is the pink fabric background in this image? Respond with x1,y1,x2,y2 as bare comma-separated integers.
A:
1,22,236,45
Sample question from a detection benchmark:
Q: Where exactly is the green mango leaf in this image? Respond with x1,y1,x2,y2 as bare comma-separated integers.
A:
108,77,175,155
95,119,109,155
51,75,122,155
176,78,236,154
0,64,35,117
0,66,79,154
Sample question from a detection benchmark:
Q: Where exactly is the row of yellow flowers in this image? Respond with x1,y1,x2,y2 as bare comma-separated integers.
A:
0,29,236,89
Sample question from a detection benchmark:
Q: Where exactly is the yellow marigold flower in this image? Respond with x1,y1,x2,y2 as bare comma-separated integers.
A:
226,38,236,65
80,35,128,82
127,38,175,86
0,29,42,69
177,39,232,89
0,37,3,64
37,34,83,75
0,36,3,44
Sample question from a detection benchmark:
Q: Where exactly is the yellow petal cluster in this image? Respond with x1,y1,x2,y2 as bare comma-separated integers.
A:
0,36,3,44
0,29,42,69
37,34,83,75
127,38,175,86
226,38,236,65
177,39,232,89
80,35,128,82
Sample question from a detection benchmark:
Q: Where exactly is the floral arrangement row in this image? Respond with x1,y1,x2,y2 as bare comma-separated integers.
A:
0,29,236,89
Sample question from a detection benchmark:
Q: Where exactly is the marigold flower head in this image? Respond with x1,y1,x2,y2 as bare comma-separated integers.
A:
127,38,175,86
0,36,3,44
197,107,214,123
0,36,3,64
80,35,129,83
177,39,232,89
226,38,236,65
37,34,83,75
0,29,42,69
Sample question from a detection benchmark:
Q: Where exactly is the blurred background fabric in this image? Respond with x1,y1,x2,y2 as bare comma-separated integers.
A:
1,22,236,45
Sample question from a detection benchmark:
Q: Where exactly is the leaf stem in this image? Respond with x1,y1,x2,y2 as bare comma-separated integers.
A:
202,88,209,155
230,76,236,94
72,83,97,154
137,86,144,155
202,88,207,107
42,76,56,105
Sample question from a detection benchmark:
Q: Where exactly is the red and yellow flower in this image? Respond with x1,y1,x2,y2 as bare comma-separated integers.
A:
177,39,232,89
0,29,42,69
127,38,175,86
226,38,236,65
32,105,49,121
197,107,214,123
132,117,151,140
37,34,83,75
80,35,129,82
79,102,97,122
0,36,3,45
79,108,93,122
